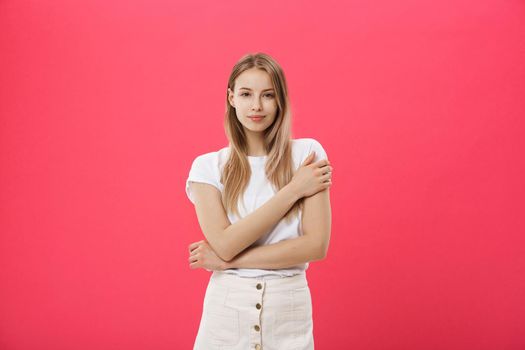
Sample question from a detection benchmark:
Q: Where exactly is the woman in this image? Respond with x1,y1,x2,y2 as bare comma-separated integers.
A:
185,52,332,350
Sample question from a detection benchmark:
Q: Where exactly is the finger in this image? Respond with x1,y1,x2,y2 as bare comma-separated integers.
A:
189,261,200,269
302,152,314,165
322,165,333,175
317,164,332,174
189,242,199,252
314,159,330,168
321,172,332,182
190,248,201,257
188,255,199,263
189,240,204,253
301,152,315,166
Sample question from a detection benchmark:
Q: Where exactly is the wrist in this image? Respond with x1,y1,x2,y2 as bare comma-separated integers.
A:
222,259,235,270
283,183,302,202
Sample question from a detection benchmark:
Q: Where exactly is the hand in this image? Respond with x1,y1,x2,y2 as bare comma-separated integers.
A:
188,240,229,271
290,152,333,198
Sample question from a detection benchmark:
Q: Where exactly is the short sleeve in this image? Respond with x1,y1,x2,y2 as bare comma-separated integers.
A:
185,153,222,204
307,138,328,162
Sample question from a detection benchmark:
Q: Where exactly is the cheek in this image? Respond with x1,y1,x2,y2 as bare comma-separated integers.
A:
236,99,251,110
264,99,277,110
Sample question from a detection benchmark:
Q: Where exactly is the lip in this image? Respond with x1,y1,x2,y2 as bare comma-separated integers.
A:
249,115,265,122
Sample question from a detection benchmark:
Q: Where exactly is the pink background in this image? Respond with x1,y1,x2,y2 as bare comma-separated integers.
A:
1,0,524,349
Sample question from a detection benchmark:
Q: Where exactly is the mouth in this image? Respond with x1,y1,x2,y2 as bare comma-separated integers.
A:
249,115,265,121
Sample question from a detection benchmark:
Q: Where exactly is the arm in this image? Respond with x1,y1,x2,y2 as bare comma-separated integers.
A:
225,236,321,270
189,186,332,270
190,181,300,262
225,185,331,269
189,152,329,262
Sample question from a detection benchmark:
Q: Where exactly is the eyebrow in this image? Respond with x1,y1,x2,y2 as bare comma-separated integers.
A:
239,87,275,92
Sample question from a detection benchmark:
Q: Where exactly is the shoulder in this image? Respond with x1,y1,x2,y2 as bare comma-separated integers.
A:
292,138,328,163
192,150,217,164
189,152,216,174
292,137,325,149
190,146,229,168
186,147,228,202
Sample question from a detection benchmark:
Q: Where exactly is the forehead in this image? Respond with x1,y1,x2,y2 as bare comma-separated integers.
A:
235,68,273,90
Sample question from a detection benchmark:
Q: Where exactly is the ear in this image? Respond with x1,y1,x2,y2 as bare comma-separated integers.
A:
227,88,235,108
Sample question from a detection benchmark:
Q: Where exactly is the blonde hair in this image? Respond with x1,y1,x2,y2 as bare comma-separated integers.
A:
221,52,303,224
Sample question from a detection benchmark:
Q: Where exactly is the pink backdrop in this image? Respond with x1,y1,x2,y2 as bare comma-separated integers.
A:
1,0,524,349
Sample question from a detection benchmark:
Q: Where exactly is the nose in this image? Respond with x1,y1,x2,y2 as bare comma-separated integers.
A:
251,97,262,111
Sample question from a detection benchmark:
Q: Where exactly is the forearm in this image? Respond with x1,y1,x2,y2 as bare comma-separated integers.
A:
219,183,301,261
224,236,324,270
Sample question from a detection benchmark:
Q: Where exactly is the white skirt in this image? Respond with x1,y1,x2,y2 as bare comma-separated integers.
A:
193,271,314,350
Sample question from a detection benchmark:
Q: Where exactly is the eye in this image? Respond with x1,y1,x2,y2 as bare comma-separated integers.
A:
240,92,274,98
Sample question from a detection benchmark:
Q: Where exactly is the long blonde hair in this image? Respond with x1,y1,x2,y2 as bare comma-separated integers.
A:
221,52,303,224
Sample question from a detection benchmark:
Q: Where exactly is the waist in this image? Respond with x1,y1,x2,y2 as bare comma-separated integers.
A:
210,270,308,292
218,263,308,280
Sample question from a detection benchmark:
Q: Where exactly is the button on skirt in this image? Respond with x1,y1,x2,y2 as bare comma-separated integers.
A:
193,271,314,350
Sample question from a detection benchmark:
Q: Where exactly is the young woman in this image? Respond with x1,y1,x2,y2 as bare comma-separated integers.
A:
185,52,332,350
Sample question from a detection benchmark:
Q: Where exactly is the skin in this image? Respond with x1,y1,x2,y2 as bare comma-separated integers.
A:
188,67,332,271
228,67,279,156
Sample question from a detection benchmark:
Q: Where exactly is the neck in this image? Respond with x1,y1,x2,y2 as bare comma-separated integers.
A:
245,129,266,156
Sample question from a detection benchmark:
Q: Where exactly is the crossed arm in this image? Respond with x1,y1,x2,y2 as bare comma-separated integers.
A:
188,181,331,270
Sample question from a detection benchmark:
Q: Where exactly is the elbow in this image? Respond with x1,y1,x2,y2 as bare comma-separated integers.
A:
204,228,237,262
316,247,328,260
311,245,326,260
215,251,232,262
206,238,235,262
213,245,236,262
220,252,236,262
313,240,329,260
216,245,237,262
216,241,238,262
303,235,329,261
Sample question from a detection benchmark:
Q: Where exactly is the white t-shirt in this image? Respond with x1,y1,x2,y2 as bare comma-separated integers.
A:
185,138,328,279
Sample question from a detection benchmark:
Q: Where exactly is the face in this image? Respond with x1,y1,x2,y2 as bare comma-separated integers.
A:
228,68,278,133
